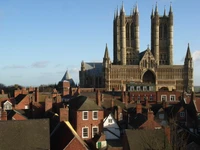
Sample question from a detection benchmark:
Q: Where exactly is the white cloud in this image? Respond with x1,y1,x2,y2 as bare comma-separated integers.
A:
192,50,200,62
2,65,27,69
31,61,50,68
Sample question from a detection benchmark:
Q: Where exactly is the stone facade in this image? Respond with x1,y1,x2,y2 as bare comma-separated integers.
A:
79,4,193,92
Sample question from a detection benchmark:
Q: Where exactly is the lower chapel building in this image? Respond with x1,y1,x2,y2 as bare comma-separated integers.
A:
79,4,194,92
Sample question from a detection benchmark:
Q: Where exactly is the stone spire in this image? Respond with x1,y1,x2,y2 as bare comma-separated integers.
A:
164,5,166,16
104,43,110,59
151,5,154,18
155,2,158,15
169,2,173,14
135,2,139,13
185,43,192,59
121,1,125,13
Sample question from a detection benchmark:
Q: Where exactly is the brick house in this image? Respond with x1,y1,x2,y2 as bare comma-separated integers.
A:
68,95,104,141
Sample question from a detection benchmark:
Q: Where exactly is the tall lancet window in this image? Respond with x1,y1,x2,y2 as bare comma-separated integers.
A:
126,23,129,39
159,25,163,39
164,24,168,39
131,23,134,39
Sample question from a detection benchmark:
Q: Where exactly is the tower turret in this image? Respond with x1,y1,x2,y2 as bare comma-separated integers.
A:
151,6,154,19
168,3,173,65
103,44,111,91
120,2,126,65
184,43,193,68
153,2,160,65
134,3,140,53
184,43,193,92
103,44,111,68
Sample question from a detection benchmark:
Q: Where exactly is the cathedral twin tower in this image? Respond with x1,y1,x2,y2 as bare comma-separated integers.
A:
80,3,193,92
113,3,173,66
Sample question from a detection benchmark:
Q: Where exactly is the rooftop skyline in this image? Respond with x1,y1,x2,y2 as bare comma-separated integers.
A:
0,0,200,86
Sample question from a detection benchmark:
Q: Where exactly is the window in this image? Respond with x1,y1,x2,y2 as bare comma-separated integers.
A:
82,111,88,120
159,114,164,119
119,113,123,121
170,95,176,101
161,95,167,101
130,86,134,91
143,86,147,91
137,86,140,91
150,95,153,101
149,86,154,91
25,105,29,109
82,127,89,138
126,23,129,39
180,112,185,117
93,111,98,120
92,126,99,137
108,119,112,123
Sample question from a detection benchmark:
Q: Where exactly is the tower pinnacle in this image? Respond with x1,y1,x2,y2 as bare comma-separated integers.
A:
164,5,166,16
155,2,158,15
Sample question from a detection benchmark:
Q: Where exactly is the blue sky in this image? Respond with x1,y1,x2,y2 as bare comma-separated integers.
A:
0,0,200,86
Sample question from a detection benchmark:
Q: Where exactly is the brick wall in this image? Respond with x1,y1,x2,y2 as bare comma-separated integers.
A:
75,110,104,140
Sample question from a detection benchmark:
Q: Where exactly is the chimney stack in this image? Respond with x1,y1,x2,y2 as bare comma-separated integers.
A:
96,90,101,106
136,100,142,114
35,87,39,102
147,109,154,120
59,106,69,122
1,90,4,94
45,97,52,112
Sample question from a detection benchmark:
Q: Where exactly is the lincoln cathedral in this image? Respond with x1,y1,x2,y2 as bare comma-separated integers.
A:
79,3,193,92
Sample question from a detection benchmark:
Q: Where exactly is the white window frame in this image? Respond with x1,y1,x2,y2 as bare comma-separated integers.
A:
143,86,147,91
161,95,167,102
82,111,88,120
82,127,89,138
180,112,185,117
170,95,176,101
92,111,98,120
137,86,140,91
92,126,99,138
149,86,153,91
130,86,134,91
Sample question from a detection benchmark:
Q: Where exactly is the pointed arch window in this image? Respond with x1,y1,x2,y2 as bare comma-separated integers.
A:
131,23,134,39
164,24,167,39
126,23,129,39
159,25,163,39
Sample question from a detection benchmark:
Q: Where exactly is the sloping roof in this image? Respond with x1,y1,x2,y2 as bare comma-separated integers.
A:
139,50,147,60
102,99,125,109
125,129,170,150
0,119,50,150
15,94,27,104
61,70,75,86
84,62,103,76
7,109,28,120
69,95,102,111
51,121,89,150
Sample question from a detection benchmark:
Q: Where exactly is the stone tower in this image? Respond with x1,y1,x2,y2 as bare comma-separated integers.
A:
113,3,140,65
151,3,173,65
184,44,193,92
103,44,111,90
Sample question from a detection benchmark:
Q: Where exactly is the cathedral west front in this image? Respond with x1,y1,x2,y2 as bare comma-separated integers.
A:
79,3,194,92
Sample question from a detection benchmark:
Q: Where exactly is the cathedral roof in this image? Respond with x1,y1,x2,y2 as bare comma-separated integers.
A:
84,62,103,76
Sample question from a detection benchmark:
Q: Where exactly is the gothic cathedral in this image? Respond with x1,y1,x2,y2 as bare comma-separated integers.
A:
79,4,193,92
